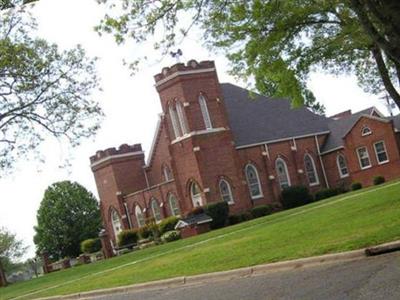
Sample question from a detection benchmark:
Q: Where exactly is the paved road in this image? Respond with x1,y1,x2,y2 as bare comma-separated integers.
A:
95,252,400,300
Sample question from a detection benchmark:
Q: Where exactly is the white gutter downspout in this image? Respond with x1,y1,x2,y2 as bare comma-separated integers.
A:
315,136,330,188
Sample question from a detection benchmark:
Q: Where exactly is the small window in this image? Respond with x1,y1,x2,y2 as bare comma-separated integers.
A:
357,147,371,169
374,141,389,164
245,164,263,199
190,182,204,207
304,154,319,186
362,126,372,136
276,158,291,189
151,199,162,222
163,165,173,181
111,209,122,238
135,205,145,227
219,179,234,204
199,94,212,129
168,194,181,216
337,154,349,178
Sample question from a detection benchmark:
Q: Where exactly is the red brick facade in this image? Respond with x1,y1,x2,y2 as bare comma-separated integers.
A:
90,60,400,246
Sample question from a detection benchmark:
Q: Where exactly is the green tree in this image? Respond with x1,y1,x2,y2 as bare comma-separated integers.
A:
96,0,400,110
0,227,26,287
34,181,102,260
0,0,103,172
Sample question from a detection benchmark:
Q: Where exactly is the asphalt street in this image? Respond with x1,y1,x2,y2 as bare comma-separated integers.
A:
94,252,400,300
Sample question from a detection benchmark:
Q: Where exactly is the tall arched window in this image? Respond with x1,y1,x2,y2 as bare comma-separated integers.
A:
168,194,181,216
276,158,291,189
190,182,204,207
151,198,162,222
163,165,173,181
135,205,145,227
337,154,349,178
169,104,182,139
304,154,319,186
176,101,188,134
199,94,212,129
245,164,263,199
219,179,234,204
111,208,122,238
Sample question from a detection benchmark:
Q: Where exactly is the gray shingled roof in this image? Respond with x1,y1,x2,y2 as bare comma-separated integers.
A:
321,110,394,153
221,83,330,148
321,115,361,153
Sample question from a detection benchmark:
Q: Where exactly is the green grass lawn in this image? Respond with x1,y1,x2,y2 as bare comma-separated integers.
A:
2,181,400,300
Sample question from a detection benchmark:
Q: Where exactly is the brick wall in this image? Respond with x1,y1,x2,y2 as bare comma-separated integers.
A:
342,117,400,186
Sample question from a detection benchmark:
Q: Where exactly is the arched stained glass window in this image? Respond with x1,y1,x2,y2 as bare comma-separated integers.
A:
190,182,204,207
135,205,145,227
245,164,263,199
304,154,319,186
151,198,162,222
219,179,234,204
276,158,291,189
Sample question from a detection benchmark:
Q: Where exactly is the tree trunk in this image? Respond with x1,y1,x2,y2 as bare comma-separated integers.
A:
351,0,400,65
0,259,8,287
371,46,400,109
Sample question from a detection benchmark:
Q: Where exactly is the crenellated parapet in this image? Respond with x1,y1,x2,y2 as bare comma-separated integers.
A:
90,143,143,166
154,60,215,85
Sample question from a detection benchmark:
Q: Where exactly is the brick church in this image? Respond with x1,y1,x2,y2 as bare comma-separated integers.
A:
90,60,400,247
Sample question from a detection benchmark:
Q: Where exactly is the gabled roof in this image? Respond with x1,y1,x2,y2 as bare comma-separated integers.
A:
175,213,213,229
321,113,391,154
221,83,330,148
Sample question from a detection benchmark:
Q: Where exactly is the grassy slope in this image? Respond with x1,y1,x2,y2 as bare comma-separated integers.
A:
2,181,400,300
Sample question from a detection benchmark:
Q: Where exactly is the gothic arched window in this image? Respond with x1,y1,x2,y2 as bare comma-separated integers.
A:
199,94,212,129
169,104,182,139
276,158,291,189
190,182,204,207
135,205,145,227
245,164,263,199
168,194,181,216
304,154,319,186
151,198,162,222
219,179,234,204
111,208,122,238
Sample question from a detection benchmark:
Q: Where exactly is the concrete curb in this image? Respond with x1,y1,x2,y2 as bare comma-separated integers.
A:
365,240,400,256
36,241,400,300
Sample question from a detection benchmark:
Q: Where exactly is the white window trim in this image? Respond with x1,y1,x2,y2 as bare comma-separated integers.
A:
304,154,320,186
163,165,172,181
176,101,188,134
336,154,349,178
199,94,213,130
111,209,122,238
356,146,372,170
135,206,145,228
361,126,372,136
168,194,181,216
374,141,389,165
276,158,291,190
219,179,235,205
245,164,263,199
151,199,162,222
169,104,182,139
190,182,204,207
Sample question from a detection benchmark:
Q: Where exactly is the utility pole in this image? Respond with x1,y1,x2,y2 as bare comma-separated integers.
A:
380,94,395,117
